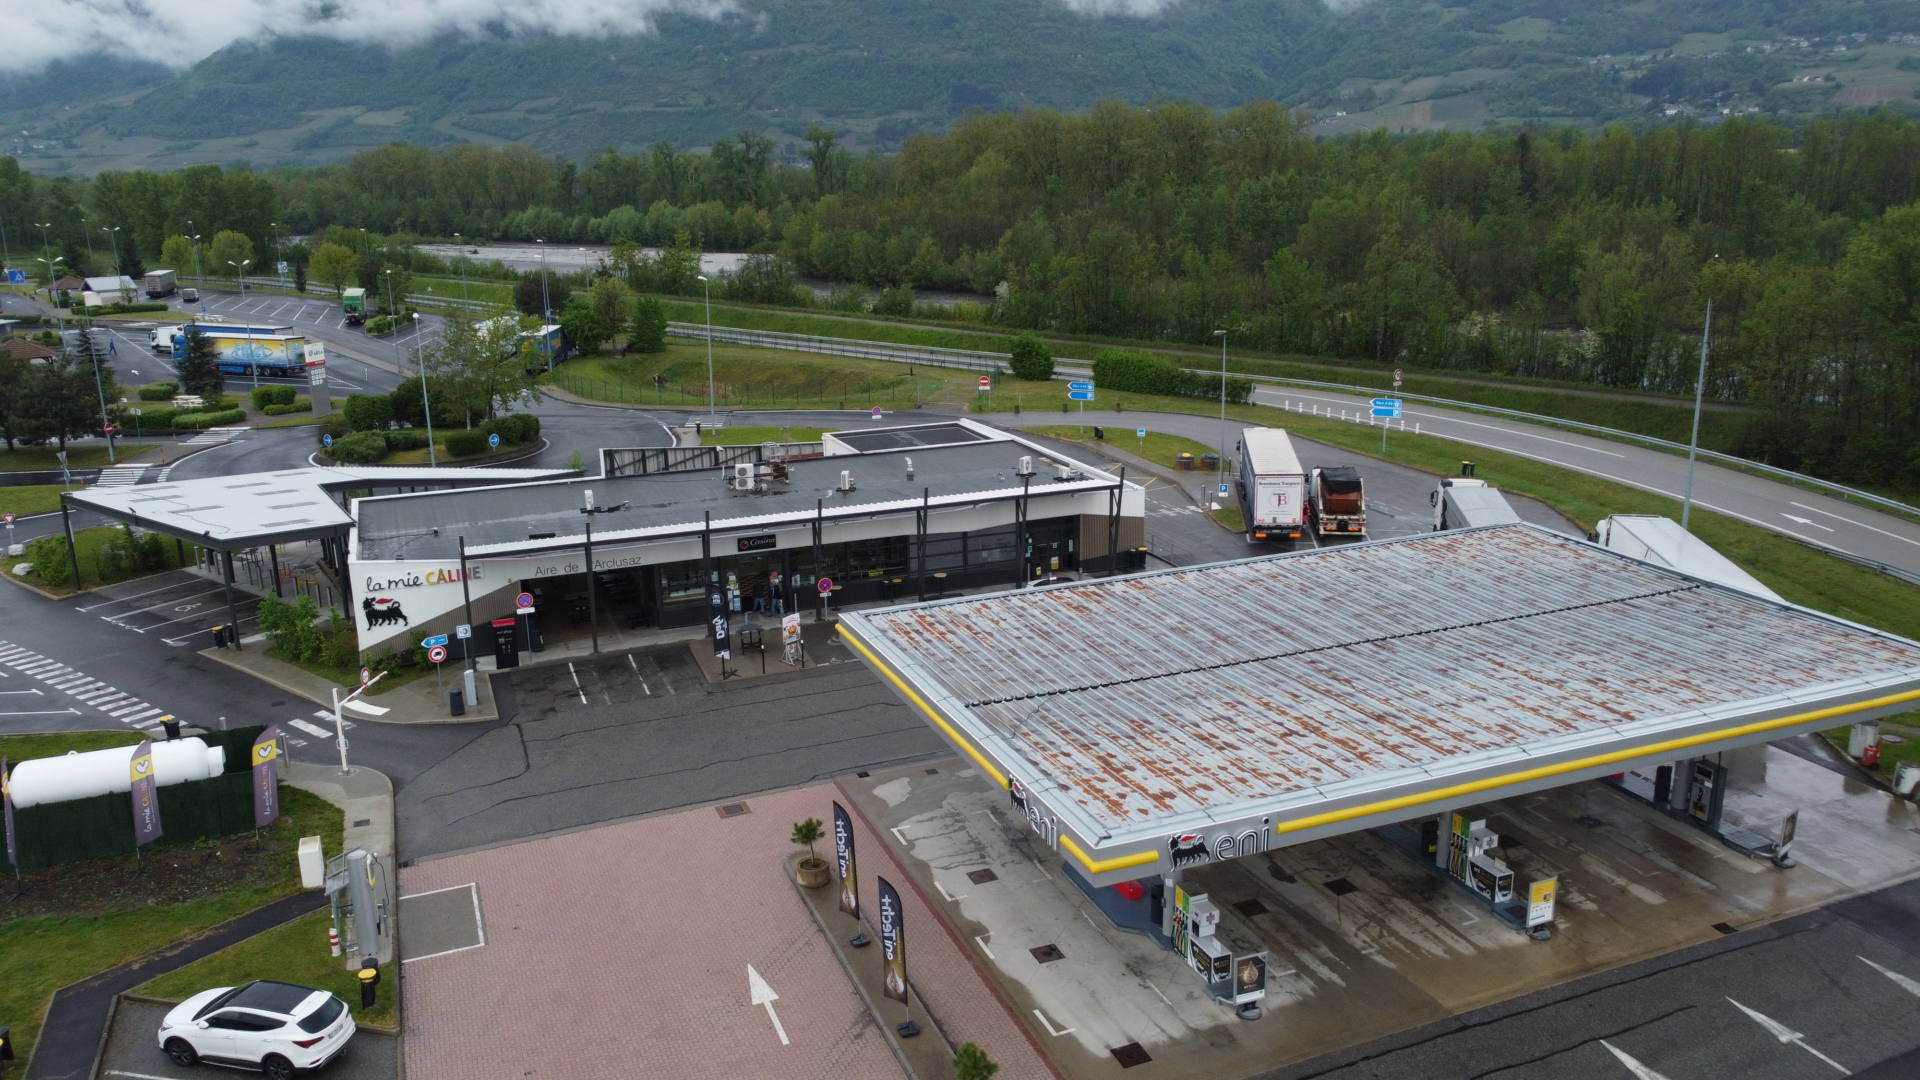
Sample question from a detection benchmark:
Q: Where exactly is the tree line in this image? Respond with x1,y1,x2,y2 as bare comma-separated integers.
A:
10,104,1920,484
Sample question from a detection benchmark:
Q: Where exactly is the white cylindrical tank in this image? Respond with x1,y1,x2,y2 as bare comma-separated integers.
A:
8,738,226,809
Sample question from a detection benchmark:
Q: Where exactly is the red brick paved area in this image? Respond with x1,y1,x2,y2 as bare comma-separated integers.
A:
400,785,906,1080
836,780,1060,1080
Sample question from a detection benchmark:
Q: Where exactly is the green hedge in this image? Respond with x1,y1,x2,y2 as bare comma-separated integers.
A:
250,385,297,409
137,382,179,401
1091,348,1253,404
382,429,428,451
445,429,489,456
173,408,245,430
261,399,311,416
70,301,170,315
328,430,390,464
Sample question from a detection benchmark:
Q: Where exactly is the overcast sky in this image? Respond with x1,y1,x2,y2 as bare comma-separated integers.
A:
7,0,1213,75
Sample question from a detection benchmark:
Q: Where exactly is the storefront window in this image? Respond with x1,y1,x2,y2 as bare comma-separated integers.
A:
968,526,1016,568
659,564,709,603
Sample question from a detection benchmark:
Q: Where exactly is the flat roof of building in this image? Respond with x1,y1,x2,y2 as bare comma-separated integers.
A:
357,435,1120,562
839,524,1920,869
65,465,573,550
829,422,993,453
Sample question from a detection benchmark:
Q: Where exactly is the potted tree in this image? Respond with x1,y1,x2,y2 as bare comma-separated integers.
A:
792,817,831,888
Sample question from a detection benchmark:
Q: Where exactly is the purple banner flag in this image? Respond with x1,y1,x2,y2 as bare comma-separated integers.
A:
2,756,16,868
251,727,282,828
129,741,163,847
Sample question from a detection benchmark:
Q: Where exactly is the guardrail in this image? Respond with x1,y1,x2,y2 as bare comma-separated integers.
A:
196,279,1919,521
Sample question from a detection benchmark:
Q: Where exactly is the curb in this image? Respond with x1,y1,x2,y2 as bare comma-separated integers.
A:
194,646,496,726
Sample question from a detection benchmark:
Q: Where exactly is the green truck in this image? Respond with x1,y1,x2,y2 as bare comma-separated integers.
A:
342,287,366,326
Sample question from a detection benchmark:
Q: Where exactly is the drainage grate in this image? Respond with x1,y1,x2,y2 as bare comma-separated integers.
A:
967,868,999,885
1324,877,1358,896
1234,898,1269,917
1111,1043,1153,1068
1030,944,1065,964
716,802,750,818
855,771,870,778
1713,922,1739,935
352,818,371,828
1576,815,1605,828
925,767,940,774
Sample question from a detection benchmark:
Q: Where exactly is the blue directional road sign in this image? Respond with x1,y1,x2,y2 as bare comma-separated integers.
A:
1068,390,1096,401
420,633,449,648
322,433,333,448
4,270,24,285
1136,428,1146,438
487,433,500,448
1370,397,1403,418
1067,381,1095,392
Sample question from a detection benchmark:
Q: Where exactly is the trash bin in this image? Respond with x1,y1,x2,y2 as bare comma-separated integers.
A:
1200,453,1220,471
160,715,182,740
210,625,227,649
449,689,465,717
1176,452,1195,470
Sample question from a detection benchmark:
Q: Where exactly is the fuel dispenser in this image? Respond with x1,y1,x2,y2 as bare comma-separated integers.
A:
1170,886,1268,1019
326,848,393,968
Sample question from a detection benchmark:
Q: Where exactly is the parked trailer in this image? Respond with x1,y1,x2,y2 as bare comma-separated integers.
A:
1595,515,1783,601
142,269,177,298
342,287,366,326
1235,427,1308,544
1430,477,1520,531
168,323,312,378
1310,465,1367,537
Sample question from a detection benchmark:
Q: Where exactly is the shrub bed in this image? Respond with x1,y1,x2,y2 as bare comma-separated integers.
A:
327,431,390,464
261,399,311,416
172,408,246,430
137,382,179,401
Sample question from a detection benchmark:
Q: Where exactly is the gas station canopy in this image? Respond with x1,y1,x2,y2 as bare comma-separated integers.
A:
838,524,1920,886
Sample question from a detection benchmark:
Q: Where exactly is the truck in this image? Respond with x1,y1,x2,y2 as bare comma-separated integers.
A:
168,322,313,378
1309,466,1367,537
342,288,366,326
1234,427,1308,544
142,269,177,299
1430,477,1520,531
1595,515,1782,601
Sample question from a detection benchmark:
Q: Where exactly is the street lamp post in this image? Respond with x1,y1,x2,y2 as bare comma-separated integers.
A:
36,255,63,295
697,274,715,426
452,233,468,302
83,319,116,464
188,232,205,315
413,313,437,467
535,239,551,319
1213,329,1229,492
99,226,121,278
82,218,97,272
271,222,285,290
228,259,254,386
1681,297,1713,532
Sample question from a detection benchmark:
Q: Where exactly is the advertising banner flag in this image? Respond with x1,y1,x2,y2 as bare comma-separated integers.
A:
251,727,283,828
128,741,163,847
877,876,908,1005
2,756,15,868
833,801,860,920
708,587,731,660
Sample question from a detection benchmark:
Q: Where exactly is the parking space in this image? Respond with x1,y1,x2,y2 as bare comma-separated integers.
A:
398,882,486,963
96,998,398,1080
75,569,262,647
840,747,1920,1080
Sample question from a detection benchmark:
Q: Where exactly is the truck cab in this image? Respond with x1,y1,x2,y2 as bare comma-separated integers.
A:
1431,478,1520,531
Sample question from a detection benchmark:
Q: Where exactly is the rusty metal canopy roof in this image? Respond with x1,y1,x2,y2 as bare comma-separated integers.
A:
839,524,1920,857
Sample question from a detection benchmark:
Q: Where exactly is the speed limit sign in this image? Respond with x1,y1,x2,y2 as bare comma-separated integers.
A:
427,645,448,664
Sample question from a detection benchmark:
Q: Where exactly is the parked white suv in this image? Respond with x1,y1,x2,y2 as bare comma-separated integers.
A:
157,980,356,1078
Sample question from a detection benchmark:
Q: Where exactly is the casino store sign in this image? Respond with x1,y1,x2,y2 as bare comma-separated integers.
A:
1007,777,1273,875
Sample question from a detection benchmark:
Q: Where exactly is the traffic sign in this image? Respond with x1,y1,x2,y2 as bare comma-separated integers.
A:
1136,428,1146,438
871,406,883,420
1370,398,1401,408
3,270,24,285
455,623,472,640
488,433,501,448
1371,405,1402,418
515,592,534,609
427,645,448,664
420,633,449,648
359,666,371,686
103,423,115,436
276,261,290,275
977,375,990,390
3,513,13,526
1068,390,1095,401
1067,381,1094,392
817,577,834,594
1393,367,1403,389
1218,483,1230,497
323,433,333,448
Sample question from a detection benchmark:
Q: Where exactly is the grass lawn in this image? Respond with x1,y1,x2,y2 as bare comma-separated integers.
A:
1820,718,1920,777
258,414,326,429
698,425,826,445
268,647,434,697
1023,425,1232,476
137,908,398,1030
0,444,157,471
0,484,69,517
95,310,191,323
6,525,201,595
543,341,971,411
0,730,344,1065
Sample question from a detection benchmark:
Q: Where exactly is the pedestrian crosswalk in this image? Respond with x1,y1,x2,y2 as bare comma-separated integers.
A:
0,640,352,749
91,464,150,488
183,426,247,447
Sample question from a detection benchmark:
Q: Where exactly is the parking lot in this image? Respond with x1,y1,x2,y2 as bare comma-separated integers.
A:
96,997,398,1080
74,569,263,648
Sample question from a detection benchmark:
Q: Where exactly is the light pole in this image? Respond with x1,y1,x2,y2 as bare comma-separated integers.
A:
81,218,97,272
452,233,469,302
698,274,715,425
1213,329,1229,491
228,259,254,386
412,313,437,466
1681,299,1713,532
99,226,121,279
535,239,551,319
189,233,205,314
83,318,116,464
271,222,285,290
36,255,63,294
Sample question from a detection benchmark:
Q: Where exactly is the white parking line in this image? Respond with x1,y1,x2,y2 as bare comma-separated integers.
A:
289,718,332,737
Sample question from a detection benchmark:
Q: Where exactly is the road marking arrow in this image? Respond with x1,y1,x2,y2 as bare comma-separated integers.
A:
748,964,789,1047
1858,955,1920,998
1780,513,1834,531
1600,1040,1675,1080
1727,997,1850,1075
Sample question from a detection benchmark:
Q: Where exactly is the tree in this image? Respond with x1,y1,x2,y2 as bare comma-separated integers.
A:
0,354,27,450
207,229,255,281
160,235,196,278
588,276,630,340
628,294,668,352
790,818,823,858
310,243,359,296
953,1044,999,1080
421,311,543,425
343,393,393,432
514,271,570,318
176,325,224,397
559,294,610,355
17,356,108,451
121,246,147,283
1007,332,1054,380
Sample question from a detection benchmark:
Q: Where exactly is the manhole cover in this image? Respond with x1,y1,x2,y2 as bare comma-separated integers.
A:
1111,1042,1153,1068
1712,922,1739,935
1234,898,1268,917
1576,815,1605,828
967,868,999,885
855,771,870,778
1885,734,1906,744
1030,944,1065,964
1324,877,1357,896
925,767,940,774
716,802,750,818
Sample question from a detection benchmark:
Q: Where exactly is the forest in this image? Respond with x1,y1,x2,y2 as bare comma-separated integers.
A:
5,101,1920,487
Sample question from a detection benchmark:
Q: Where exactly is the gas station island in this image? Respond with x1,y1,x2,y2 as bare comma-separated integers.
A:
838,523,1920,1007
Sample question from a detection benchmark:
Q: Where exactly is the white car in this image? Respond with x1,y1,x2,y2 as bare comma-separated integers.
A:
149,327,175,352
157,980,356,1078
